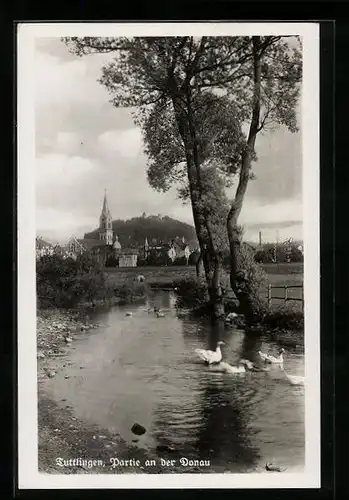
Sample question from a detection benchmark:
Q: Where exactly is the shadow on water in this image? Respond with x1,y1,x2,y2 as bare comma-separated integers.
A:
194,380,260,470
239,330,264,365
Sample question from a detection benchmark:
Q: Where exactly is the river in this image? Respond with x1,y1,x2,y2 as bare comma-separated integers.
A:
41,290,305,474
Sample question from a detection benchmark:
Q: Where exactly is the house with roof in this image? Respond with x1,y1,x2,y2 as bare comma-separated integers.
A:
36,237,69,260
119,248,139,268
142,235,191,264
170,236,191,262
36,237,55,259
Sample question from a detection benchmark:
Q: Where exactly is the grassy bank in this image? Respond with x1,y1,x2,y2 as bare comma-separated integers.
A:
105,262,303,289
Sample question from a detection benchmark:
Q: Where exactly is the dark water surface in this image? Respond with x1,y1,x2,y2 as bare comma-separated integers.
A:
43,291,305,473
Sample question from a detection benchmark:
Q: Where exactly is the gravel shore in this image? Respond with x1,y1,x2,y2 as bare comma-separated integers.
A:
37,308,161,474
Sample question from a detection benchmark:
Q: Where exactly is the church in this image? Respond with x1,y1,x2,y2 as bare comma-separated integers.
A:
66,191,138,267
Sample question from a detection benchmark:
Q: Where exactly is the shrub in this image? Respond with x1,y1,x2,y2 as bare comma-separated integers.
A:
233,243,269,320
173,277,209,310
188,250,200,265
105,255,119,267
261,303,304,331
36,254,107,309
173,256,188,266
113,281,148,304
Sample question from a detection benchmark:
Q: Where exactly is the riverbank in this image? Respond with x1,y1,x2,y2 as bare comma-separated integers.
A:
37,309,163,474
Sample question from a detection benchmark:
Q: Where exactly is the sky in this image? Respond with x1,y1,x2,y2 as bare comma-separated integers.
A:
35,37,303,245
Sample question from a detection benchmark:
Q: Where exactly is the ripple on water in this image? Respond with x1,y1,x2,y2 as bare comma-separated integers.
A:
44,292,305,472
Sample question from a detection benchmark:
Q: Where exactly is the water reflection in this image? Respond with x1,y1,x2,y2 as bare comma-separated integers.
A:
195,382,260,470
42,290,305,473
239,330,264,365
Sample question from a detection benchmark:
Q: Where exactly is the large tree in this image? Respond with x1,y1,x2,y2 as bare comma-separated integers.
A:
64,35,301,322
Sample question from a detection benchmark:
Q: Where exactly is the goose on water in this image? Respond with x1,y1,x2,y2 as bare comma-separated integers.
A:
208,361,246,374
282,369,304,386
195,341,225,365
125,312,133,317
258,348,285,364
156,312,165,318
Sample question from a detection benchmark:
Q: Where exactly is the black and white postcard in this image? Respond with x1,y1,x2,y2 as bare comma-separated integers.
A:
17,22,320,489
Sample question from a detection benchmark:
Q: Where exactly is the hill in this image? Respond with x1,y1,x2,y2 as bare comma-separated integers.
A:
84,215,198,249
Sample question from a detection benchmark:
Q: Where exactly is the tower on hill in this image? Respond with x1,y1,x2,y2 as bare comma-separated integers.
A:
99,189,113,245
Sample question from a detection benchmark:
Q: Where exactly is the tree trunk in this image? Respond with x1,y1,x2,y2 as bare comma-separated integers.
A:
227,36,262,325
208,255,225,320
195,251,203,277
171,86,224,321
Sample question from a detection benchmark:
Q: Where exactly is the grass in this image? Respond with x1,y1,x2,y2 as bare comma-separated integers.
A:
104,263,303,285
104,263,304,317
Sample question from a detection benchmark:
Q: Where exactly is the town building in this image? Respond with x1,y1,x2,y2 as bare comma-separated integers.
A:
119,249,139,268
36,237,54,259
142,235,191,264
65,190,138,267
36,237,68,260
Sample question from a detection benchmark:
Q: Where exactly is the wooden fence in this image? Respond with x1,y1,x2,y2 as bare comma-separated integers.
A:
267,284,304,311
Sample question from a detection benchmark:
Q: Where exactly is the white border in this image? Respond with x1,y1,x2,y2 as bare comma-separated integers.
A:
17,22,320,489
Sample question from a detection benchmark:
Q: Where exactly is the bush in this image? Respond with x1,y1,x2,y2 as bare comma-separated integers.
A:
173,256,188,266
188,250,200,265
234,243,269,320
113,281,148,304
173,277,208,310
37,254,107,309
105,255,119,267
261,304,304,331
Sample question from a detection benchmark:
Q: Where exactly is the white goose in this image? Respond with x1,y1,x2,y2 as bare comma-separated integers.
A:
283,369,304,386
259,348,285,364
208,361,246,374
156,312,165,318
195,341,225,365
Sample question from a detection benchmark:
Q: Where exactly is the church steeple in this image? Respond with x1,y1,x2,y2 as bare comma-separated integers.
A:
101,189,110,218
99,189,113,245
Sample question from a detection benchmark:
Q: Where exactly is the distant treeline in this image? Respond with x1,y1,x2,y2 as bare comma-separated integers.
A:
253,242,303,264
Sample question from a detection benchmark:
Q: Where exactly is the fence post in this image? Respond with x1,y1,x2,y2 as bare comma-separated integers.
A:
267,284,272,308
284,285,288,305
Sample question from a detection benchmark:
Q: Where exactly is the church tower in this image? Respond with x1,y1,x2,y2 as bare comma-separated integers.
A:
99,189,113,245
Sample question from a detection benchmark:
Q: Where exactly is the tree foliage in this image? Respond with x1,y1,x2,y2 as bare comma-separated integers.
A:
63,35,302,320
